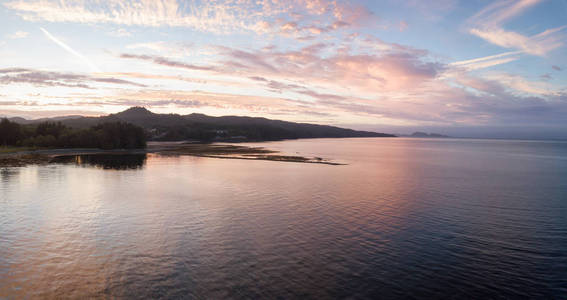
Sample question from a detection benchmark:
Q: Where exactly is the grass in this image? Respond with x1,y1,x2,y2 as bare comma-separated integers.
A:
0,146,38,154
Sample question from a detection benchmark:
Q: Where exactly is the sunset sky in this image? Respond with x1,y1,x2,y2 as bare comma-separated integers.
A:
1,0,566,137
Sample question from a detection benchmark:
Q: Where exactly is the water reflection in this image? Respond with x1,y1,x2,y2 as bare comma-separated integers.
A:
1,139,566,298
51,154,147,170
0,168,20,184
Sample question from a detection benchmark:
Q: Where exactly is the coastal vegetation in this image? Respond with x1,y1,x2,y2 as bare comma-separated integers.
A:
0,118,146,149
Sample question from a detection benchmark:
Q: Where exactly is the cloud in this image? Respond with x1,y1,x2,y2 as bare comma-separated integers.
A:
4,0,375,39
0,100,38,106
108,28,131,37
7,30,29,39
0,87,382,124
484,73,558,96
470,26,566,56
397,78,567,127
468,0,542,27
224,46,443,93
84,98,208,108
281,22,299,33
125,41,193,57
6,0,238,33
468,0,566,56
99,89,320,118
332,1,374,25
246,76,389,118
120,53,215,71
454,74,508,96
101,71,250,87
119,40,443,104
109,33,567,130
0,68,146,88
5,66,567,131
552,65,562,71
2,1,566,133
0,108,107,119
92,77,146,87
248,76,306,94
40,27,101,72
450,51,522,71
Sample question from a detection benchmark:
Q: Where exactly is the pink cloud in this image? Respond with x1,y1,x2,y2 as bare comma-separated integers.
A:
121,39,443,98
4,0,376,40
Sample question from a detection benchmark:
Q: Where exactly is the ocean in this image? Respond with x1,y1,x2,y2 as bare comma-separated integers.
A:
1,138,566,298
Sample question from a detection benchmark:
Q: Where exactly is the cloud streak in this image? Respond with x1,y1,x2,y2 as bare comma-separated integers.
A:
468,0,566,56
470,26,566,56
40,27,101,72
120,53,215,72
0,68,146,88
450,51,522,71
468,0,542,27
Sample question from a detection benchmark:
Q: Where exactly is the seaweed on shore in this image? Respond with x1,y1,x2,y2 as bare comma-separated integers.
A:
0,154,50,167
160,144,276,155
159,144,343,165
0,143,344,167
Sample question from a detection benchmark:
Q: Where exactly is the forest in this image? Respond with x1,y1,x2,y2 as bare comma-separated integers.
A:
0,119,146,149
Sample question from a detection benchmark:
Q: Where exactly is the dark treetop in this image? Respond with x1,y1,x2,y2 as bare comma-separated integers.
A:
0,118,146,149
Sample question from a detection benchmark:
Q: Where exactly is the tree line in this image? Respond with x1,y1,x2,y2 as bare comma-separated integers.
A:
0,119,146,149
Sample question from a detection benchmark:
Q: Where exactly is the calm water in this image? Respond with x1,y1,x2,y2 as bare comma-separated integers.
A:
1,138,566,298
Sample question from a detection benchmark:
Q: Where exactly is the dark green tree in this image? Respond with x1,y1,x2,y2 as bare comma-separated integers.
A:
0,118,23,146
36,122,67,139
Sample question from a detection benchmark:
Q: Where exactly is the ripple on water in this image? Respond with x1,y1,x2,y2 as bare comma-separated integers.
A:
1,138,566,298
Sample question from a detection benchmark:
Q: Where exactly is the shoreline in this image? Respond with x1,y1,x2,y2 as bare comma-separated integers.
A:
0,142,343,167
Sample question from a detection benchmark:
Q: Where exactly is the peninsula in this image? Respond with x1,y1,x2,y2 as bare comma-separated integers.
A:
1,107,395,166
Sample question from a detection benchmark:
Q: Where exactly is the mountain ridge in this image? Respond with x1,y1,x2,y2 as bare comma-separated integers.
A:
8,107,396,142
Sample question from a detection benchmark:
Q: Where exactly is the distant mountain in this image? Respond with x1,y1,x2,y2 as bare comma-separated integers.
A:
9,107,396,142
410,132,450,138
8,117,29,124
9,115,84,125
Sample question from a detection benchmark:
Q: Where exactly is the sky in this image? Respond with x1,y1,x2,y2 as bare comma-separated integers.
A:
0,0,566,138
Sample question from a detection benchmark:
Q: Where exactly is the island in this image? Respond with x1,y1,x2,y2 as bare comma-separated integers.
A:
409,132,451,138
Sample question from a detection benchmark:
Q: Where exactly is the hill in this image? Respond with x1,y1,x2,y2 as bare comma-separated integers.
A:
9,107,396,142
410,132,450,138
